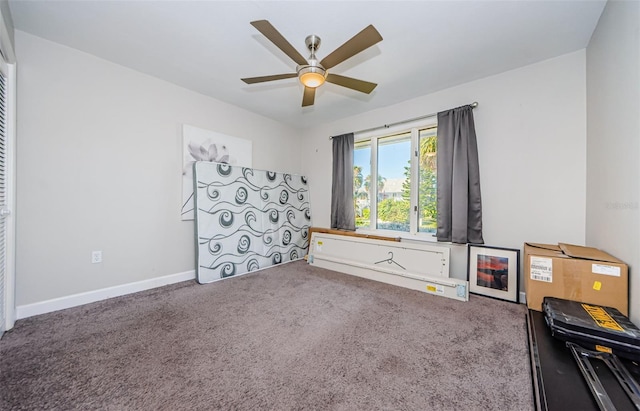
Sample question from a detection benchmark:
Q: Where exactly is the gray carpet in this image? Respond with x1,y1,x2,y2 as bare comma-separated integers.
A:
1,261,533,410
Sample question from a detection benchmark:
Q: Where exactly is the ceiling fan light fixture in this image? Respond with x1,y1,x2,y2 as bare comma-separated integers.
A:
298,66,326,88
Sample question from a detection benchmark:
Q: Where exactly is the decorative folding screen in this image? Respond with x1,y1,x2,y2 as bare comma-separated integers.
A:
194,162,311,284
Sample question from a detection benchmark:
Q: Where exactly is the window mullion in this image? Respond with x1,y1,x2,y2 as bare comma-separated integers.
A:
409,128,419,234
369,136,378,229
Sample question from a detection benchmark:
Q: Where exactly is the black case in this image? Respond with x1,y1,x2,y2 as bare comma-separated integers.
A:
542,296,640,361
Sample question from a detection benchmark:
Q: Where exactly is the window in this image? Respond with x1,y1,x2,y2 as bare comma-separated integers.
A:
417,127,437,233
353,119,437,237
353,141,371,229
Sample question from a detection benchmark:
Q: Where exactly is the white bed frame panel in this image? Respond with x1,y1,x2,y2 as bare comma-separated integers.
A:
308,233,468,302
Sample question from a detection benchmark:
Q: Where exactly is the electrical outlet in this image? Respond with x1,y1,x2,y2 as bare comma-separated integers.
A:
91,251,102,264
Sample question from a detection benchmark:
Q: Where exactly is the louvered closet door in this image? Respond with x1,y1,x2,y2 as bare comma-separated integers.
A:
0,69,8,336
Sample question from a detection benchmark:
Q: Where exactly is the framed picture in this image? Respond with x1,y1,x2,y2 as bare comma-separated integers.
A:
467,245,520,303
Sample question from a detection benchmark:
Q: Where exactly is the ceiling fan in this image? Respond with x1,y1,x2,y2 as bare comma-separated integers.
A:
241,20,383,107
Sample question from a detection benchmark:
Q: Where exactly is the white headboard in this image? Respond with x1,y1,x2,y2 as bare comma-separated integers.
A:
308,232,468,302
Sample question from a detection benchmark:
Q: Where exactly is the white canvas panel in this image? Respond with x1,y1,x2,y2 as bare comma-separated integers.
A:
182,124,252,220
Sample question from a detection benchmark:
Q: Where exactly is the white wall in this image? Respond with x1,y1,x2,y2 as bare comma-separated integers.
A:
586,0,640,322
15,31,301,306
302,51,587,281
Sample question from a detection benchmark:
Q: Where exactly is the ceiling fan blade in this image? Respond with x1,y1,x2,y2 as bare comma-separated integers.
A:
241,73,298,84
250,20,309,66
319,25,383,70
325,73,377,94
302,87,315,107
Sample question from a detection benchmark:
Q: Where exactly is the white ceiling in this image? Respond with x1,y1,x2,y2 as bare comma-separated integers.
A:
8,0,606,130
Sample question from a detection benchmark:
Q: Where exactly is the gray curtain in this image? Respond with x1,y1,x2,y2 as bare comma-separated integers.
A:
436,105,484,244
330,133,356,231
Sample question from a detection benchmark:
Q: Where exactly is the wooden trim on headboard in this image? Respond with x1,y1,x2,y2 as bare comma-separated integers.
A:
308,227,401,243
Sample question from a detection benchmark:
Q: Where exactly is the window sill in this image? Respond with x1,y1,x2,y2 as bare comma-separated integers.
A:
355,229,439,244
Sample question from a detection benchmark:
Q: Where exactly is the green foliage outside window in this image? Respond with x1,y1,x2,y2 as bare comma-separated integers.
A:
377,198,410,226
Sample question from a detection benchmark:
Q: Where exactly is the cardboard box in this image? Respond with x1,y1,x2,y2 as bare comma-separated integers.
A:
524,243,628,315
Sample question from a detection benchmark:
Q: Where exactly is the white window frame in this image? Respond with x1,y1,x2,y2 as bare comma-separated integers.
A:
354,115,437,241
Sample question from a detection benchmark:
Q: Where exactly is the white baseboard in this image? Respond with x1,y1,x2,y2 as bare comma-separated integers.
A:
519,291,527,304
16,270,196,319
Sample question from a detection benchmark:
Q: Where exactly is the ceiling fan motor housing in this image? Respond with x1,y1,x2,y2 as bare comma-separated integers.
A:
297,34,326,88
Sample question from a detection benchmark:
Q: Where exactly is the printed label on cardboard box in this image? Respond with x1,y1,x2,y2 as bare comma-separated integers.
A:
530,257,553,282
592,264,621,277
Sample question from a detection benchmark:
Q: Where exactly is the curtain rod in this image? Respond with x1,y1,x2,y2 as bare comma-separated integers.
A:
329,101,478,139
